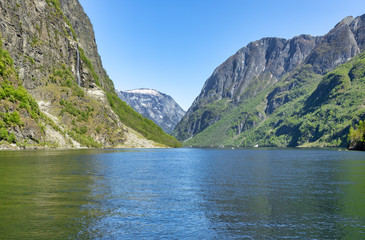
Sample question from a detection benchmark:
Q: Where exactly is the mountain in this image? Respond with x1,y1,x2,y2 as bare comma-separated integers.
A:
0,0,181,149
173,14,365,148
117,89,186,134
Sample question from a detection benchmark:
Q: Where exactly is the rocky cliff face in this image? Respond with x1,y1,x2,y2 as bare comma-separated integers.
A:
117,89,185,134
58,0,114,92
196,35,320,105
0,0,180,149
174,14,365,148
174,34,320,140
306,16,362,74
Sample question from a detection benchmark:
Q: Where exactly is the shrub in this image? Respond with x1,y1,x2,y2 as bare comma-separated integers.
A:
349,120,365,143
72,125,87,135
7,132,16,143
68,130,101,148
0,128,8,140
9,111,22,125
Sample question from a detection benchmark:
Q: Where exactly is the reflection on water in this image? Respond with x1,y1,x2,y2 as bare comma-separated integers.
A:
0,148,364,239
0,150,102,239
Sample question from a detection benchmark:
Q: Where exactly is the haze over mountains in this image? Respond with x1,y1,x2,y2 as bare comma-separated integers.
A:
173,14,365,148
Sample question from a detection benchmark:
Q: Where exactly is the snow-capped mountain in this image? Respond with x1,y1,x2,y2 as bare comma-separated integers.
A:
117,89,186,134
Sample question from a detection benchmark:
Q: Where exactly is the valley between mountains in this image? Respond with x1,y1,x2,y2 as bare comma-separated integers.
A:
1,0,365,150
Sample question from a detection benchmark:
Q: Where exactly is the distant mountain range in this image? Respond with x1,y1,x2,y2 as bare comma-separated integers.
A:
173,14,365,148
117,89,186,134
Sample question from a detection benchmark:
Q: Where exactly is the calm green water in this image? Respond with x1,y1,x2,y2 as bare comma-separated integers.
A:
0,148,365,239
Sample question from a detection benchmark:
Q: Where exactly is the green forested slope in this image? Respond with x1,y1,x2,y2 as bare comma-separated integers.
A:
185,52,365,148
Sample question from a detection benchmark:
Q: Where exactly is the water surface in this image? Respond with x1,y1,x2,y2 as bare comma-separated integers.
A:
0,148,364,239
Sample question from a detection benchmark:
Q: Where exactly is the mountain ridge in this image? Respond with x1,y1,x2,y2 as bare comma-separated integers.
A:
174,14,365,148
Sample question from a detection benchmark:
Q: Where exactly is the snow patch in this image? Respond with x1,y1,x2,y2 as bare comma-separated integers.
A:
123,88,161,96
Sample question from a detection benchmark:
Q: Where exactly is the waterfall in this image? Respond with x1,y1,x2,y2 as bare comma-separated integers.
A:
76,44,80,86
71,31,81,86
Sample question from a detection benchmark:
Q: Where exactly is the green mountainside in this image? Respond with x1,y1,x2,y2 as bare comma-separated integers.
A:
0,0,180,149
186,53,365,147
174,15,365,148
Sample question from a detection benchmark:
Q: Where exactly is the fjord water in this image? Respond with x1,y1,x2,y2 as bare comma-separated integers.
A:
0,149,364,239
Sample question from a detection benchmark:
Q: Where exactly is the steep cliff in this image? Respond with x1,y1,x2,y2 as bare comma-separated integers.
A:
117,89,186,134
59,0,114,92
174,34,320,141
0,0,180,149
174,14,365,148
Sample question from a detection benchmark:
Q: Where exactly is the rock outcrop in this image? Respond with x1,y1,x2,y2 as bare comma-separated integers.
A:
117,89,185,134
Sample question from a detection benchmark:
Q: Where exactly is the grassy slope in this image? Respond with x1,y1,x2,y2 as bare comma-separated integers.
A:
185,52,365,148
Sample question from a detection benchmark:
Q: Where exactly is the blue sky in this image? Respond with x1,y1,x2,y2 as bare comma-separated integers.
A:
79,0,365,110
